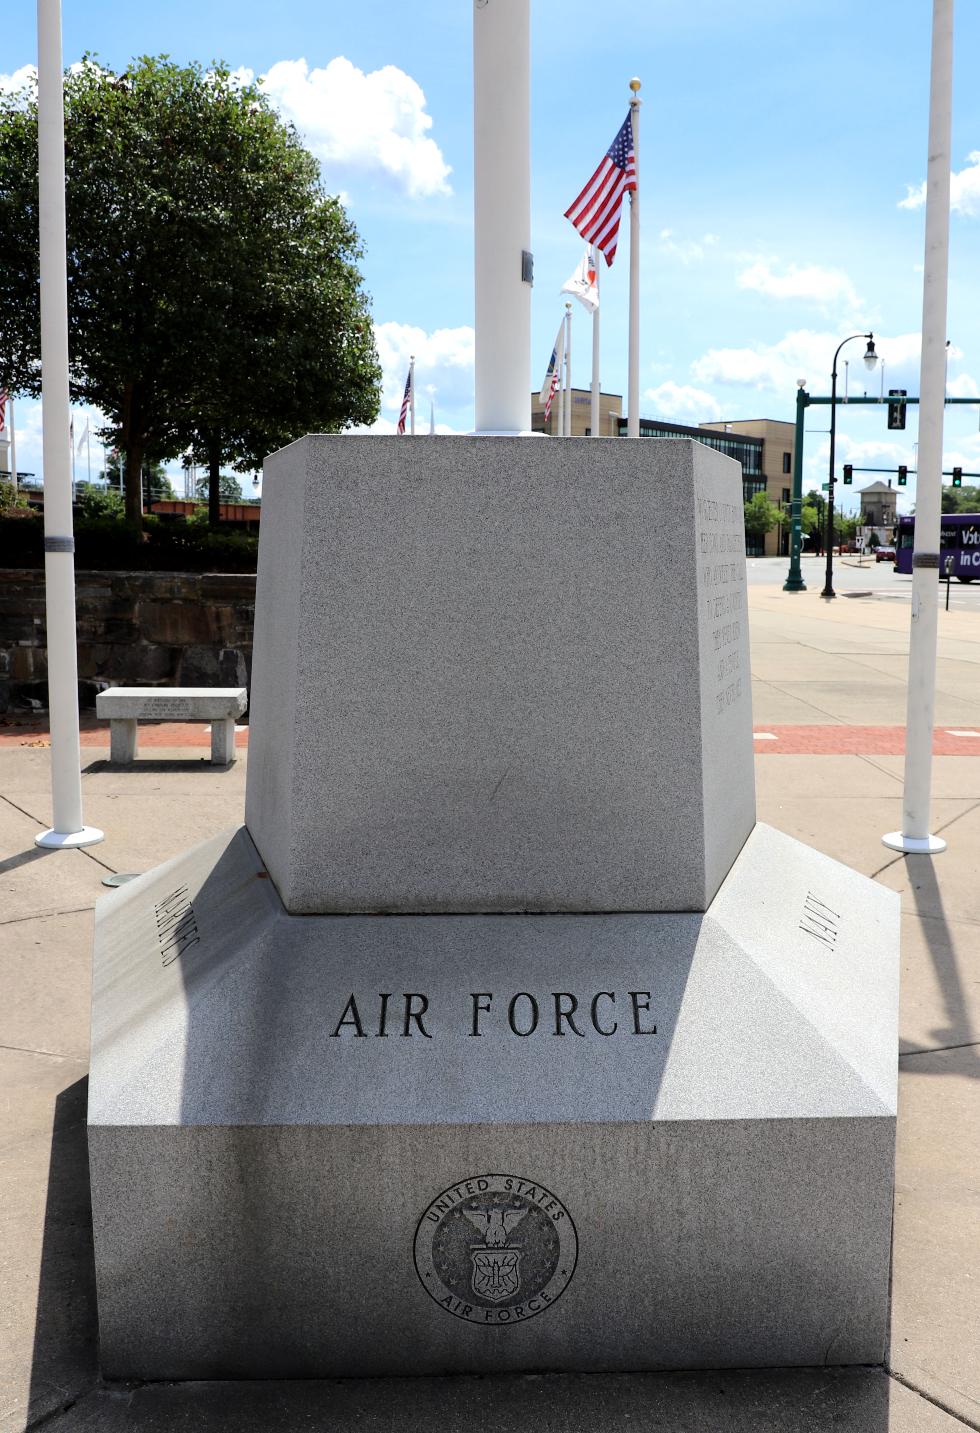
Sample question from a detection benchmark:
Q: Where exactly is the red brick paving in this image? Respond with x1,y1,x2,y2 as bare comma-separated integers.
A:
750,725,980,755
0,717,248,749
1,717,979,756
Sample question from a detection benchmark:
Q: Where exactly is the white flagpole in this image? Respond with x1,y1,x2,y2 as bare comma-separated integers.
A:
35,0,102,849
409,356,416,436
86,416,91,483
556,349,565,438
883,0,954,857
473,0,531,434
591,248,600,438
9,397,16,488
626,78,641,438
564,302,572,437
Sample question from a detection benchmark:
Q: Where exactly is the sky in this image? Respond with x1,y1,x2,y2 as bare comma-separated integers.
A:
4,0,980,514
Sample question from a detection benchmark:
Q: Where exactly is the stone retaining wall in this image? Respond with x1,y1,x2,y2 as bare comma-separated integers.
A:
0,569,256,713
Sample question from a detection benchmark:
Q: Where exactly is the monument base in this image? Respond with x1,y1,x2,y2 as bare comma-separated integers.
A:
88,822,898,1379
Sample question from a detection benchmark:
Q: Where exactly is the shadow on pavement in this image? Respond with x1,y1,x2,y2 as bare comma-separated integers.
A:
81,760,236,776
0,847,58,878
26,1077,100,1431
28,1366,901,1432
901,853,980,1076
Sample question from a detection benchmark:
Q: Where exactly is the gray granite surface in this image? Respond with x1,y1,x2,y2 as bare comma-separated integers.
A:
88,822,899,1379
245,436,755,915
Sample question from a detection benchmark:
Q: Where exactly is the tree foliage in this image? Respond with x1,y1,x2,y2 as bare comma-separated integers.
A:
800,503,821,538
195,470,243,503
75,481,124,518
0,57,381,527
942,483,980,514
743,491,786,541
101,451,175,502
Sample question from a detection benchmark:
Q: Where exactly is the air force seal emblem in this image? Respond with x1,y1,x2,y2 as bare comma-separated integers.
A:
413,1174,577,1325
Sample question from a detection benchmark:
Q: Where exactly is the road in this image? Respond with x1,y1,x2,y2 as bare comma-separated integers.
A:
746,553,980,612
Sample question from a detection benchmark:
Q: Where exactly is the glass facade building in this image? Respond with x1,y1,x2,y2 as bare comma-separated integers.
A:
615,417,765,501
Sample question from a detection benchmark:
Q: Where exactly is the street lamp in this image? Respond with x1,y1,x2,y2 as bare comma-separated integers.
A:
821,332,878,598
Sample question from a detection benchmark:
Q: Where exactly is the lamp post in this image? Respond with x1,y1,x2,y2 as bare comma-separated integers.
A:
821,332,878,599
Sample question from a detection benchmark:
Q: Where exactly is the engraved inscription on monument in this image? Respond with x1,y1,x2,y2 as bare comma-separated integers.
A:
414,1175,578,1325
697,492,746,716
799,892,841,949
154,886,200,966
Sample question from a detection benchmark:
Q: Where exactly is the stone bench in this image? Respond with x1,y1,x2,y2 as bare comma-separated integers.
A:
96,687,248,765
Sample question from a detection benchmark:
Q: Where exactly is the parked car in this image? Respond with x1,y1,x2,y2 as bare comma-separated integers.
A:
875,546,897,563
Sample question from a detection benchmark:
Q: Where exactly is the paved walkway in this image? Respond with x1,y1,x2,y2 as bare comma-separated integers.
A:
6,721,980,756
1,574,978,1432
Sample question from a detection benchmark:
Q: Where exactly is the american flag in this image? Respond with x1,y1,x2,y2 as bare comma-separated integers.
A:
544,365,560,424
540,321,565,424
564,113,636,266
0,390,7,434
396,369,412,434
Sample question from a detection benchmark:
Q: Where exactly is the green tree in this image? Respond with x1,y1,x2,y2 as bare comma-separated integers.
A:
101,451,175,503
800,503,821,539
0,58,380,528
0,478,28,513
836,513,859,545
942,483,980,513
75,480,124,518
195,471,243,503
743,491,786,544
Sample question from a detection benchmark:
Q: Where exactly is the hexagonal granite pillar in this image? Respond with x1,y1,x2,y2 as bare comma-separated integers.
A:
245,436,755,914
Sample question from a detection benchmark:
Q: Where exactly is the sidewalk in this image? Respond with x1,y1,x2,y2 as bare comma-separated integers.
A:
1,584,978,1432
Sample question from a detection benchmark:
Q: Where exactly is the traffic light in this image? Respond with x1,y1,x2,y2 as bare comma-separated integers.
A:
843,464,853,485
887,389,907,430
953,467,963,487
898,465,908,486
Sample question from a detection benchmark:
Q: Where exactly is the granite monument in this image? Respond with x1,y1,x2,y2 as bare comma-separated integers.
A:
88,434,899,1378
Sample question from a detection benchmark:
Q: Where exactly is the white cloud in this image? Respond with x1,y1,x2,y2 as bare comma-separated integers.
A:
899,151,980,216
2,399,42,483
642,381,721,422
242,57,451,199
947,372,980,399
737,260,861,315
355,415,464,436
838,437,915,466
366,321,474,430
0,65,36,101
656,229,717,264
692,329,924,395
2,401,122,487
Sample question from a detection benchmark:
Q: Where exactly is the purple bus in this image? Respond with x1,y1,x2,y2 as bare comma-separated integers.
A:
895,513,980,581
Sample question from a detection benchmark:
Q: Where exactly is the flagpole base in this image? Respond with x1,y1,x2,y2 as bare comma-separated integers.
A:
468,430,544,438
36,825,105,850
881,831,947,855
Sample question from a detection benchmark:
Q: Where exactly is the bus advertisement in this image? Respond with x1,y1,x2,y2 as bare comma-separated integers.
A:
895,513,980,581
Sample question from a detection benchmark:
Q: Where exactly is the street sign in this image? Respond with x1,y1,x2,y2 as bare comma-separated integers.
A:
821,482,830,491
